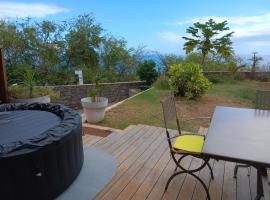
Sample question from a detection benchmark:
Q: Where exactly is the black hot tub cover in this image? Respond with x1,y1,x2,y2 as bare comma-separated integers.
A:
0,103,81,157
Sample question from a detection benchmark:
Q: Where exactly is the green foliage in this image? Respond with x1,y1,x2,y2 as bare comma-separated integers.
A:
228,62,247,80
137,60,158,85
87,73,110,102
9,85,59,100
155,52,183,74
182,19,234,66
8,67,60,99
153,76,170,90
0,14,143,86
205,74,233,84
168,63,212,99
22,68,36,98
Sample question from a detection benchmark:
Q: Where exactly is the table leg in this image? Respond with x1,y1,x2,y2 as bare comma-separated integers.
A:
255,167,269,200
255,168,263,200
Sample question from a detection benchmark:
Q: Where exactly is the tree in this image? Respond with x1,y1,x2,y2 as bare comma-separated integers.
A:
182,19,234,67
155,52,183,74
137,60,158,85
249,52,262,80
65,14,103,70
0,14,143,86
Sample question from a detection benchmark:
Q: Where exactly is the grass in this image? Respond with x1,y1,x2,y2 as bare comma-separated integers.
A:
99,80,270,132
207,81,261,104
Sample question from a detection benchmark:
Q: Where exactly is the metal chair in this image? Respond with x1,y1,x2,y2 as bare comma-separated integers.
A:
161,96,213,200
234,90,270,178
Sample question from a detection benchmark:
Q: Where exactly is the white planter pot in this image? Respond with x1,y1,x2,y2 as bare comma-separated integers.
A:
11,95,51,103
81,97,108,123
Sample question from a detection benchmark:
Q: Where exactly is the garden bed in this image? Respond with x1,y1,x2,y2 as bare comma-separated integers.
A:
98,81,270,132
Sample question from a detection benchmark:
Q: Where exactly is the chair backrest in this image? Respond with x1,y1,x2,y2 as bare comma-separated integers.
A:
255,90,270,110
160,96,181,148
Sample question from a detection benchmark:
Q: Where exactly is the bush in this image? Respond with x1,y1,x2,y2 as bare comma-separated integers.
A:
153,76,170,90
168,63,212,99
137,60,158,85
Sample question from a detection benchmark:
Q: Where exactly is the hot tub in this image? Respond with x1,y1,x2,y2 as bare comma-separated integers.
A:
0,103,84,200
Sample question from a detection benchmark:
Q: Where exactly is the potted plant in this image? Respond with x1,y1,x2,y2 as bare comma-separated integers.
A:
81,74,109,123
9,68,59,103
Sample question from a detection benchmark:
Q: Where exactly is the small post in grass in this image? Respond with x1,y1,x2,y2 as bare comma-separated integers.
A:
0,48,9,103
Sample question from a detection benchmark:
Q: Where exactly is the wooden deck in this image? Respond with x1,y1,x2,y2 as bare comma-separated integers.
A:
82,125,258,200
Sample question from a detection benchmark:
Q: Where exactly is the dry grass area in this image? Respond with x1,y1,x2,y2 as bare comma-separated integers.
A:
99,81,270,132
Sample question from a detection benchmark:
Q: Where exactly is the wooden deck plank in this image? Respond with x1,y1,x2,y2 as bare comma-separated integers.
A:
93,127,162,200
222,162,237,200
93,125,144,152
84,135,104,147
130,151,171,200
99,128,165,200
208,160,225,200
249,167,257,200
176,158,203,200
161,156,193,200
112,126,159,163
237,164,252,200
146,158,177,200
115,137,169,200
191,159,214,200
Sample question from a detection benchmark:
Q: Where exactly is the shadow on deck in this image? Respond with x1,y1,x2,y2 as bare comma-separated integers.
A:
83,125,257,200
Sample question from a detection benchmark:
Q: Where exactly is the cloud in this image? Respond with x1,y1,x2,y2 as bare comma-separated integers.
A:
162,13,270,48
233,35,270,46
164,12,270,26
0,2,69,18
156,31,183,43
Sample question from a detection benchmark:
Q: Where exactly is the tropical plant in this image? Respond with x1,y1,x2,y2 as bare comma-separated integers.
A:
168,63,212,99
137,60,158,85
22,68,36,98
87,74,110,102
8,68,59,99
182,19,234,67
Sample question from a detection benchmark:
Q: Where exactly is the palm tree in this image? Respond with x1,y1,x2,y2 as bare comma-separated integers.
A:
182,19,234,68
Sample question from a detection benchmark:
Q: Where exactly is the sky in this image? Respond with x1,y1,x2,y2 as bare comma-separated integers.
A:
0,0,270,57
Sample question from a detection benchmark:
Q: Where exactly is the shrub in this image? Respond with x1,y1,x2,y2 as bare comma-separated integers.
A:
168,63,212,99
153,76,170,90
137,60,158,85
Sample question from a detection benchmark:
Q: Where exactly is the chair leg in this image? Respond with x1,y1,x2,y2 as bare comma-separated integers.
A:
164,171,185,192
206,161,214,180
164,171,211,200
174,155,188,172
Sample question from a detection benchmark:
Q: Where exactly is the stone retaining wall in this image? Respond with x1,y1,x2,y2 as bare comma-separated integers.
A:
53,81,145,109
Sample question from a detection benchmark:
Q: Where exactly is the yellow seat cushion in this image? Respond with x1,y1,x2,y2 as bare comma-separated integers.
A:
173,135,204,154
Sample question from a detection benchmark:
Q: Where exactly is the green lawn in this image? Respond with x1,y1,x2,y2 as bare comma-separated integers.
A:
99,81,269,132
